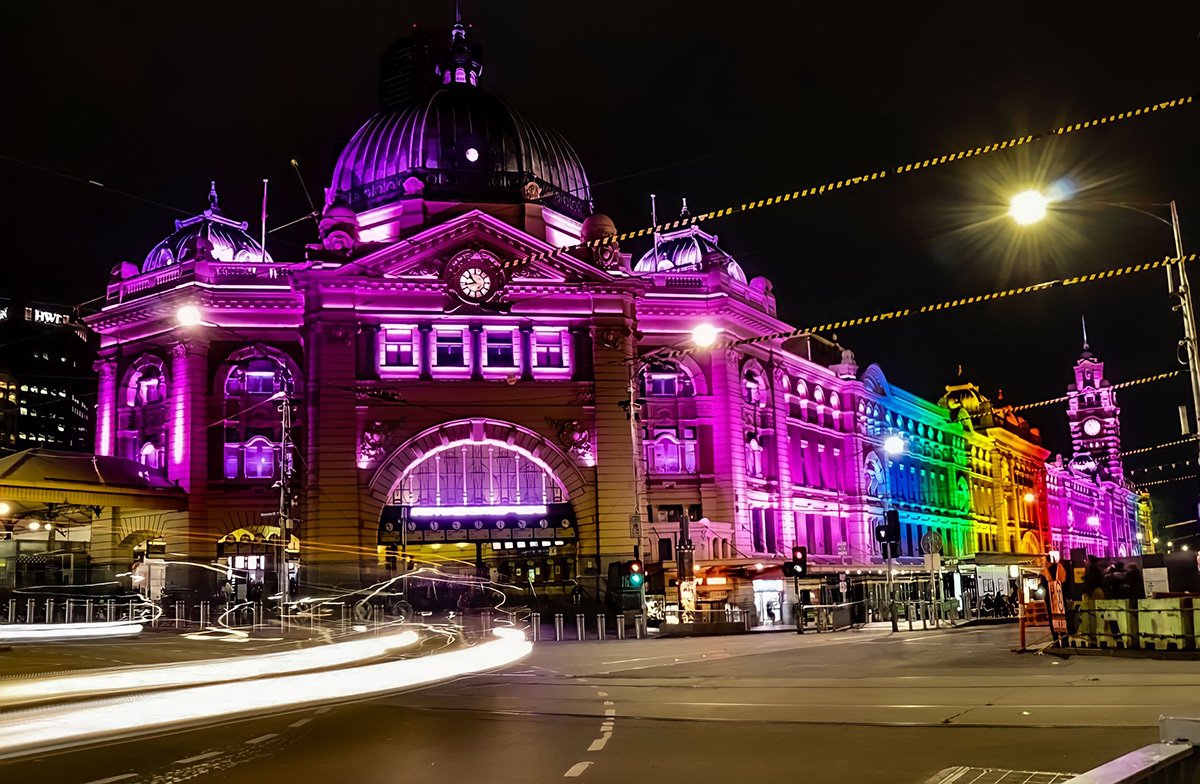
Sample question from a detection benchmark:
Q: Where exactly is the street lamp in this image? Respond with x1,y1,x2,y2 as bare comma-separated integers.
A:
1023,491,1036,504
882,434,905,457
691,322,720,348
176,304,203,327
1009,190,1049,225
879,432,905,632
0,502,10,516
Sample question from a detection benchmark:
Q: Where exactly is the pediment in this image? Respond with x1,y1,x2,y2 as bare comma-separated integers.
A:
334,210,616,285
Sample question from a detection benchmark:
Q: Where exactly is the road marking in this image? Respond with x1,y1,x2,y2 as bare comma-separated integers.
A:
83,775,138,784
174,751,222,764
596,691,609,697
315,707,331,714
601,722,614,731
245,733,278,745
604,708,616,716
289,718,312,728
564,761,593,777
587,732,612,752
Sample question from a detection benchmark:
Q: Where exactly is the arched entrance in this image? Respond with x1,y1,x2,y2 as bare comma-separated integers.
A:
371,419,584,592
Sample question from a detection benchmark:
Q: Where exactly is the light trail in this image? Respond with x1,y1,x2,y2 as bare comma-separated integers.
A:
0,628,420,708
0,628,530,760
0,621,143,644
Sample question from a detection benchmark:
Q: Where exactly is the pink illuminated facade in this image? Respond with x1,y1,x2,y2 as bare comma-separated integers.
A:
80,23,1146,601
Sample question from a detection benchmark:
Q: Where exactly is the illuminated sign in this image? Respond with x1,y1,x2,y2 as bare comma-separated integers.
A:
379,503,575,544
24,307,72,326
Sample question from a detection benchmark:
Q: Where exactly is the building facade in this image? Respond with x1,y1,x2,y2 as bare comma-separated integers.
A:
73,23,1146,600
0,297,95,455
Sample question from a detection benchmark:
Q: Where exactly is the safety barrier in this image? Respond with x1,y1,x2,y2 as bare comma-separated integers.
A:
527,612,647,643
1069,598,1200,652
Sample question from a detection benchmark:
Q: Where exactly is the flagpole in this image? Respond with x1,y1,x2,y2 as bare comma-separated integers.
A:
260,178,269,262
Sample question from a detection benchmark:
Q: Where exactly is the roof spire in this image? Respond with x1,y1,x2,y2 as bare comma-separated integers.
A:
207,181,220,213
439,3,482,86
680,197,690,219
1081,315,1090,352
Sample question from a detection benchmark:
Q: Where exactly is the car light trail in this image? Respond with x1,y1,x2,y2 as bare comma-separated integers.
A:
0,621,144,643
0,628,530,760
0,628,420,708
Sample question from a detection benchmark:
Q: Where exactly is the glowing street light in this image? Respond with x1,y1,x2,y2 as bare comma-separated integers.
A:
176,304,203,327
1008,189,1049,225
28,521,41,531
691,322,720,348
0,502,10,516
882,434,905,456
1023,492,1036,504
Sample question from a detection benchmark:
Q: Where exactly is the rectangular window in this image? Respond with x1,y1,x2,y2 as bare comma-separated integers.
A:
223,444,239,479
646,427,698,474
482,328,519,374
380,327,418,370
435,331,465,367
647,373,677,397
751,508,767,553
531,327,570,375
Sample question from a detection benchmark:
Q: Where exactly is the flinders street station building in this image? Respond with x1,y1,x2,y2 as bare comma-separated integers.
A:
1,22,1149,615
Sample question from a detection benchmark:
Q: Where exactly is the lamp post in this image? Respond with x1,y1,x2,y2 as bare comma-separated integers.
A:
627,323,720,623
881,433,905,632
1010,194,1198,511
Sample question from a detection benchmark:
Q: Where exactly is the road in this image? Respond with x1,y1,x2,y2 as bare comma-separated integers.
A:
2,624,1194,783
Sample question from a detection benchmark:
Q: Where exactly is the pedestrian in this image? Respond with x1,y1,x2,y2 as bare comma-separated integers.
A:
570,583,584,606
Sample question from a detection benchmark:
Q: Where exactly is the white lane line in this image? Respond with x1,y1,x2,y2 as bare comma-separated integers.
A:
244,733,278,745
564,761,593,777
596,691,609,697
83,775,138,784
315,707,331,714
604,708,616,716
174,751,222,764
289,718,312,728
603,700,614,706
601,722,614,731
587,732,612,752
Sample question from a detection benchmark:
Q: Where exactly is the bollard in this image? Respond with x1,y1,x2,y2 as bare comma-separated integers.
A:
615,616,626,640
554,613,564,641
575,613,586,641
174,601,183,629
530,612,541,642
906,602,913,631
921,601,928,630
481,611,492,632
200,602,210,628
26,598,35,624
46,599,55,624
66,599,75,624
86,599,94,624
6,598,14,624
634,613,645,639
342,603,350,633
596,614,606,641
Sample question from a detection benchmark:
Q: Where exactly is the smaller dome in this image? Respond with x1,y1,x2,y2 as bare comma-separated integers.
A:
581,213,617,243
634,225,746,283
143,183,272,272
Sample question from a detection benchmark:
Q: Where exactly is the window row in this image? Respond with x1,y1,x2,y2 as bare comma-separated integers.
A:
379,325,571,378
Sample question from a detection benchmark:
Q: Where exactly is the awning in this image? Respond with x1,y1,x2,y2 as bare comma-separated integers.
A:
378,502,576,545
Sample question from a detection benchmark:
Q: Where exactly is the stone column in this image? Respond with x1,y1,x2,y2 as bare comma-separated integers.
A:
94,355,118,456
167,340,215,567
303,317,365,589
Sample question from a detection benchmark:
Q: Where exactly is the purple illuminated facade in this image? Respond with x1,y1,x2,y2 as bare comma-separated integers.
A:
81,23,1146,602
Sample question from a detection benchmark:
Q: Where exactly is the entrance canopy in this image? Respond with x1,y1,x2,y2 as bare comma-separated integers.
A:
0,449,187,534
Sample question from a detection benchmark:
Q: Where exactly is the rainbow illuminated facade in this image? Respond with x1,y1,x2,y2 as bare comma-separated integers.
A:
82,22,1145,593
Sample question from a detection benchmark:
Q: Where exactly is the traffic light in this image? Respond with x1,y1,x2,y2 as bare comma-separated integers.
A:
782,546,808,578
619,559,645,588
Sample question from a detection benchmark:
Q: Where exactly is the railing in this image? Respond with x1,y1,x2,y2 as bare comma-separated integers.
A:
1063,713,1200,783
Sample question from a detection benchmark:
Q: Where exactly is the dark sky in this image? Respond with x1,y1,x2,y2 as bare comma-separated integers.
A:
3,2,1198,528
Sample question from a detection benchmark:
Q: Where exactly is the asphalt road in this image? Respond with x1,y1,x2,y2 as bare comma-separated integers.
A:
2,625,1192,783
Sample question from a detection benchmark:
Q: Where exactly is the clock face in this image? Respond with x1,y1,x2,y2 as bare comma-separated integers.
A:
1082,418,1102,437
445,248,504,304
458,266,492,300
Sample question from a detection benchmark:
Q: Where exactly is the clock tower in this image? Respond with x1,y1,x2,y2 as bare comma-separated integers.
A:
1066,327,1123,481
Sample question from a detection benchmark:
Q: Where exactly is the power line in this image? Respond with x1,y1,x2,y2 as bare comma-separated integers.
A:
1119,436,1199,459
1009,370,1185,413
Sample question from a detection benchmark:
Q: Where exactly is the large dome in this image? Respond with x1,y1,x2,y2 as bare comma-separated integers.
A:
143,184,271,272
329,24,592,220
634,224,747,284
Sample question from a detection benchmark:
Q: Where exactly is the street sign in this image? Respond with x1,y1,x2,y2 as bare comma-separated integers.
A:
920,530,943,555
836,541,849,556
629,513,642,538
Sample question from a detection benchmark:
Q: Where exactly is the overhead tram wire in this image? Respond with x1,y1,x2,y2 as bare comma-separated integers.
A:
1007,370,1186,413
1119,436,1200,459
1132,473,1198,489
0,152,191,216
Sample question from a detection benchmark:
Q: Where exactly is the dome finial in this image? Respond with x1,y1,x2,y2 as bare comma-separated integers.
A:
1081,314,1089,352
439,6,482,86
680,197,690,219
208,181,220,213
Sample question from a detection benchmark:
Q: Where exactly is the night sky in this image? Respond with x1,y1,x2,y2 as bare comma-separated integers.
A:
3,2,1198,529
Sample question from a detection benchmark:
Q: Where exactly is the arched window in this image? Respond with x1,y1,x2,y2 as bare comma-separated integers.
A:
640,361,695,398
221,349,297,481
743,370,763,405
119,356,168,470
394,440,567,507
